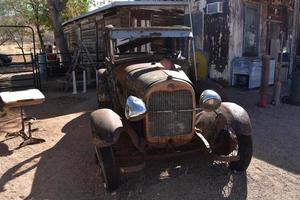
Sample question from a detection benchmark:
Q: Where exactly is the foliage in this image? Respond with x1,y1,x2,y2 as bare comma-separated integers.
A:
2,0,91,30
61,0,90,21
0,0,91,51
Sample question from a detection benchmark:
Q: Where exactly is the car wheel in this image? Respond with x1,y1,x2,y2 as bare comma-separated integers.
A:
229,134,253,171
95,146,120,191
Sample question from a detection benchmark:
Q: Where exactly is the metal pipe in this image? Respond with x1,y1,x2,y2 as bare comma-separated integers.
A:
259,55,270,107
72,71,77,94
83,70,87,93
0,25,39,89
188,0,198,81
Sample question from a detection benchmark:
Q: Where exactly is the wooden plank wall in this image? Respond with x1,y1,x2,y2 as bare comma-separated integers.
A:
63,5,186,67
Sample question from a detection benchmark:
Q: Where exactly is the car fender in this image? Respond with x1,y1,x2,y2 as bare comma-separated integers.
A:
196,102,251,143
218,102,252,136
90,109,123,148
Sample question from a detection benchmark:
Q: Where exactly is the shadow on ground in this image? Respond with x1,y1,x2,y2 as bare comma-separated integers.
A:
20,113,247,200
228,88,300,175
25,91,96,120
0,143,13,157
4,88,300,199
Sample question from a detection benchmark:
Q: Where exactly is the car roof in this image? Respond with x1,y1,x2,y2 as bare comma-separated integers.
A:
107,26,193,39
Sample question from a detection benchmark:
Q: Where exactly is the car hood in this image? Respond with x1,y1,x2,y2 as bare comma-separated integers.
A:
114,62,192,97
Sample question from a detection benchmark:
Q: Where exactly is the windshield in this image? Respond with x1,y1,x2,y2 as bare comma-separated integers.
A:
108,27,193,61
113,36,192,61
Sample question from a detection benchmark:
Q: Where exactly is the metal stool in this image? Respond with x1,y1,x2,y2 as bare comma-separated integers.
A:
0,89,45,147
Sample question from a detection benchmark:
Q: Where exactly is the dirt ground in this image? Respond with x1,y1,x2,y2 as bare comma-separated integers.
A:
0,88,299,200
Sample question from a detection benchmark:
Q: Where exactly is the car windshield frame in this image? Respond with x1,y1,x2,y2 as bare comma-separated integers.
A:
108,26,193,40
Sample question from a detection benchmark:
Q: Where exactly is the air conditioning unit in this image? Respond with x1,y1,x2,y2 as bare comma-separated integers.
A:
206,2,223,15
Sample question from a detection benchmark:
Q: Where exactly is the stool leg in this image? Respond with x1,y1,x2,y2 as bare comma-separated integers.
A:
5,106,27,139
28,121,32,138
21,107,25,132
19,119,45,147
19,106,28,140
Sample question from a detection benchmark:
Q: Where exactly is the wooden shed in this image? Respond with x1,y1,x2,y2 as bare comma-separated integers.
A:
62,1,190,68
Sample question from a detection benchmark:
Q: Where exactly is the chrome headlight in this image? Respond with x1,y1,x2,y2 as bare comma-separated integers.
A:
125,96,147,121
199,90,222,111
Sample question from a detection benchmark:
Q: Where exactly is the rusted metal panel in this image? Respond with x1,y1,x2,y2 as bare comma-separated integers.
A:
204,0,230,74
144,80,196,147
115,62,192,97
91,108,123,148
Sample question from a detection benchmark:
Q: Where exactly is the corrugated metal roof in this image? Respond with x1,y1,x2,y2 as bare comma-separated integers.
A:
62,0,189,26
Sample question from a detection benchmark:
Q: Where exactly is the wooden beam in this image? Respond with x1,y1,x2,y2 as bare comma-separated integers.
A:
288,0,300,94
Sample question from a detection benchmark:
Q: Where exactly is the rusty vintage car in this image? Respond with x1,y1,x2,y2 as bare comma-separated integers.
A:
91,26,252,190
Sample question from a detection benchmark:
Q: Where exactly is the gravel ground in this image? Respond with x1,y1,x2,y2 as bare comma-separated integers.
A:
0,88,299,200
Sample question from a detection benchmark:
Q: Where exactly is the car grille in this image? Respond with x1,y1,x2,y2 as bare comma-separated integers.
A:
147,90,193,137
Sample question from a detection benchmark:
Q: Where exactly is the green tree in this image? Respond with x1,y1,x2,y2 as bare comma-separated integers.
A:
1,0,91,52
62,0,90,21
3,0,49,51
47,0,91,70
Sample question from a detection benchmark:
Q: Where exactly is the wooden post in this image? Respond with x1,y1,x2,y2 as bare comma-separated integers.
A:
288,0,300,94
72,71,77,94
83,70,87,93
272,31,284,106
259,55,270,108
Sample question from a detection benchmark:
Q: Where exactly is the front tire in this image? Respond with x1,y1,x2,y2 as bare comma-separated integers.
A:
229,134,253,171
95,146,120,191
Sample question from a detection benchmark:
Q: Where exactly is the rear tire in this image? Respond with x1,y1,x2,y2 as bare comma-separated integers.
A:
95,146,120,191
229,134,253,171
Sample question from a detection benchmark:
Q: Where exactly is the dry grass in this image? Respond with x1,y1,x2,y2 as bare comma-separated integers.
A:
0,43,34,55
0,43,36,63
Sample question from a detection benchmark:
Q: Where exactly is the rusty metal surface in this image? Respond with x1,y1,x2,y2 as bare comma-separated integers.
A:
204,0,230,73
218,103,252,136
109,26,193,40
259,55,271,107
148,90,193,137
120,162,146,175
90,109,123,147
96,69,111,103
122,120,146,152
144,79,195,146
196,102,252,139
116,140,239,175
118,62,192,97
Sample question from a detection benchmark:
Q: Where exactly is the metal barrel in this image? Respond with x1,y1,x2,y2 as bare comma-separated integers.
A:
38,53,47,80
290,71,300,105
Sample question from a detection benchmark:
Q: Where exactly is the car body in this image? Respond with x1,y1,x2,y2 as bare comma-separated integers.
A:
0,53,12,66
91,26,253,190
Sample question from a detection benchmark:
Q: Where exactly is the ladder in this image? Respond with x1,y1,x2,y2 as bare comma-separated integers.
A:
64,41,95,92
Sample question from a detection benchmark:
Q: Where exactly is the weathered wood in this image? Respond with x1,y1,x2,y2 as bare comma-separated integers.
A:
62,4,187,66
288,0,300,94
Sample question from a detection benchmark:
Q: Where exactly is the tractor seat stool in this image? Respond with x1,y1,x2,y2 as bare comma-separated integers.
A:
0,89,46,147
